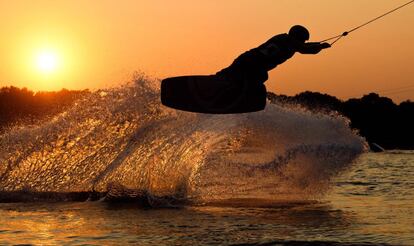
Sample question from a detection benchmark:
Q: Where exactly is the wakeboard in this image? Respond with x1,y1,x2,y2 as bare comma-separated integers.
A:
161,75,266,114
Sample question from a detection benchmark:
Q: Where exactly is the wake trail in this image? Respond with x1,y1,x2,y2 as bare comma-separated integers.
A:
0,74,367,205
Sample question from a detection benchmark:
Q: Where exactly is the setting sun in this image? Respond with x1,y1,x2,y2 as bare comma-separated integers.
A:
36,51,59,74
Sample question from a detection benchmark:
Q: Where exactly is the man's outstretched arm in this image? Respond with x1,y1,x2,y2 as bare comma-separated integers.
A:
298,42,331,54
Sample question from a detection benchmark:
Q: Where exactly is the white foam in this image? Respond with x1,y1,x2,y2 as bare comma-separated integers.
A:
0,75,367,203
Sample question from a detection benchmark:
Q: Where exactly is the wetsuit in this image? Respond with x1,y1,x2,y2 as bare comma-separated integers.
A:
216,33,300,85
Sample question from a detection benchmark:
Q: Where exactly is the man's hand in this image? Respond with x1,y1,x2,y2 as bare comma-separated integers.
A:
320,43,331,49
299,42,331,54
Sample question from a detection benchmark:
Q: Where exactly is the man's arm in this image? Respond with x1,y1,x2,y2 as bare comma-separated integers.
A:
297,42,331,54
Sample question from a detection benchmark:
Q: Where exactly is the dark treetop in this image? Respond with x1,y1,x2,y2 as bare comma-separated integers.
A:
268,91,414,150
0,86,412,149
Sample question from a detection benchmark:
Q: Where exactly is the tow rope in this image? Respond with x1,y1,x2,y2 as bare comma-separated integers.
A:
321,0,414,45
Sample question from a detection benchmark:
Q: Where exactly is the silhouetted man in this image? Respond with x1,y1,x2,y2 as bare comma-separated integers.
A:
161,25,331,113
216,25,331,85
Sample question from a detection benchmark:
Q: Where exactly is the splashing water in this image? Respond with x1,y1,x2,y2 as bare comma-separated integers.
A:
0,75,367,205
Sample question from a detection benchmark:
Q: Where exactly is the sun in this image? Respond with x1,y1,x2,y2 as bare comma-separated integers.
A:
35,51,59,74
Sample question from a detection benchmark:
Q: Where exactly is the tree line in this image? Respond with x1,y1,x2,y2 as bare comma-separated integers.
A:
0,86,89,132
268,91,414,150
0,86,412,149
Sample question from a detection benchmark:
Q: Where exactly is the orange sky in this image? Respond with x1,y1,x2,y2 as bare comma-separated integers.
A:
0,0,413,102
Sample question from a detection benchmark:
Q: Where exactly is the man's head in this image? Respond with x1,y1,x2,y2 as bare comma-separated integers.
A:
288,25,310,43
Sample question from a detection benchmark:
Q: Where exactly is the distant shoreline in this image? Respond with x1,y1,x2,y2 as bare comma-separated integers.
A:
1,86,412,150
267,91,413,150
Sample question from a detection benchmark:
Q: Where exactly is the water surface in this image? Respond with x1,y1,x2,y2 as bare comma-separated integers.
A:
1,152,412,245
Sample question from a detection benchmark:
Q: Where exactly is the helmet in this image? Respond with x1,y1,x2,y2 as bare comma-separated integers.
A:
288,25,310,42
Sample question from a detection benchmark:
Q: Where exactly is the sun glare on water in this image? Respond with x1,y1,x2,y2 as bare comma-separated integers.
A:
35,51,59,74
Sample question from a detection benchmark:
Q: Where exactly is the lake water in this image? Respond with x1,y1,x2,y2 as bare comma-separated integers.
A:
1,151,413,245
